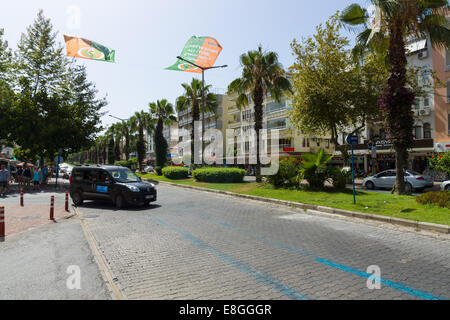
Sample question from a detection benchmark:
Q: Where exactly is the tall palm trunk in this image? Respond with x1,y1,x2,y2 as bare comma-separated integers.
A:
191,101,200,165
137,126,145,172
388,21,409,194
253,83,264,183
124,128,130,161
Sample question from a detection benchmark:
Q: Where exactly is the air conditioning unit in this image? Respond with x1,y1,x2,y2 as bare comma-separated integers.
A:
419,108,431,116
418,50,428,59
435,143,445,153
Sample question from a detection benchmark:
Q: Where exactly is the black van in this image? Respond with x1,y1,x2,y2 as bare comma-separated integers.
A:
70,165,157,208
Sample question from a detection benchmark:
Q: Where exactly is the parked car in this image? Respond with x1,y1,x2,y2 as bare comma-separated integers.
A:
362,170,434,193
143,165,154,173
441,181,450,191
70,165,157,209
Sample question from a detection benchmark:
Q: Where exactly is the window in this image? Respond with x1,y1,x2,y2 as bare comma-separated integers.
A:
325,139,330,148
413,98,420,110
424,95,430,107
414,126,422,140
266,100,286,114
423,123,431,139
317,139,321,147
446,49,450,70
447,81,450,103
267,118,287,130
279,138,292,149
307,139,310,148
448,114,450,135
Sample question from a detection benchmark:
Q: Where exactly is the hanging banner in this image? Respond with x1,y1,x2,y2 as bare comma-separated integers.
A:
64,35,115,63
166,36,222,73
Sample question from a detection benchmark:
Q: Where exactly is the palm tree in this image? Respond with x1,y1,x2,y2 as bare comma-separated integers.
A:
106,123,123,162
176,78,218,165
150,99,177,171
130,111,152,172
341,0,450,194
228,46,291,182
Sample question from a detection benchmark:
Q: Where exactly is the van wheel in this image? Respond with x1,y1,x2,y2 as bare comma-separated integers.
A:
115,195,126,209
446,185,450,192
72,192,83,206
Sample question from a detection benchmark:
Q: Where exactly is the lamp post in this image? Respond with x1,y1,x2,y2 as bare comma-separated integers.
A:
176,56,227,159
109,115,129,161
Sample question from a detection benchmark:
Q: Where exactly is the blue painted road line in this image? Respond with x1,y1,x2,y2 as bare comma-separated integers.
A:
153,217,309,300
192,215,444,300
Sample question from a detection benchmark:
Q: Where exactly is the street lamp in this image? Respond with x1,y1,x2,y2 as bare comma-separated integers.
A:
176,56,227,157
109,115,130,160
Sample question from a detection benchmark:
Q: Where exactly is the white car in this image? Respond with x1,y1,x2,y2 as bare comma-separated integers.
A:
362,170,434,193
441,181,450,191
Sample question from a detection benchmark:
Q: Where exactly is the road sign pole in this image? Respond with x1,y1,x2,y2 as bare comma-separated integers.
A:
352,145,356,205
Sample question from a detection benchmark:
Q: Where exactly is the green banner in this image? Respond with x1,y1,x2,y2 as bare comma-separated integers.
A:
167,36,222,73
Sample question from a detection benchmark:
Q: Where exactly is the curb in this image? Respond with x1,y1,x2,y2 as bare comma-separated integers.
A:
149,180,450,235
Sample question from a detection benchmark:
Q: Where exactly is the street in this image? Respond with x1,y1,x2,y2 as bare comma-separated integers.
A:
73,184,450,300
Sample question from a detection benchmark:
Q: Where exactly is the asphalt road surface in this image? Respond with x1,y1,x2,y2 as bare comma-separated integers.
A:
75,184,450,300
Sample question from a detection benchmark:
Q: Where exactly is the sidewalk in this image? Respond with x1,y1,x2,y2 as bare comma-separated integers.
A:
0,191,74,238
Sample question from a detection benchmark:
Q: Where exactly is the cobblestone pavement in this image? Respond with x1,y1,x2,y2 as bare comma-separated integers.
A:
76,185,450,300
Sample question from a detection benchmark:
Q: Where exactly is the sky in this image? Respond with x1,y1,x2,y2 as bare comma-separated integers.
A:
0,0,357,128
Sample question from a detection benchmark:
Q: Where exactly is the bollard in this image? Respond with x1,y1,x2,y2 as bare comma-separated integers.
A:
50,195,55,220
65,191,69,212
20,188,24,207
0,206,5,240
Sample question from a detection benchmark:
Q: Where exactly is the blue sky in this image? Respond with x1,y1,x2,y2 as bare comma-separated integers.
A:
0,0,357,127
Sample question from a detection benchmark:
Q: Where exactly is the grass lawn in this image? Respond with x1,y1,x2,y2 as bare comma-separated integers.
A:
138,173,450,226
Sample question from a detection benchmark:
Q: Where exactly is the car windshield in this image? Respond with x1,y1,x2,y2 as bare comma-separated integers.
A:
108,168,141,183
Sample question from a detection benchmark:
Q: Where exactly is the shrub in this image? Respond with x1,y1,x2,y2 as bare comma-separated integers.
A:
300,149,334,189
115,158,138,171
193,167,246,183
328,166,352,189
416,191,450,209
265,158,299,188
162,166,189,180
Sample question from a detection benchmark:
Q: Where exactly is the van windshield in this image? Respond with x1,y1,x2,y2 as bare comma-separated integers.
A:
108,168,141,183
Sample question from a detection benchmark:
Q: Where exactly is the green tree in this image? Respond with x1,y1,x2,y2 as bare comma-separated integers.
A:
228,46,291,182
341,0,450,194
107,138,115,164
0,28,14,145
150,99,177,172
10,10,105,160
130,111,152,172
176,78,218,165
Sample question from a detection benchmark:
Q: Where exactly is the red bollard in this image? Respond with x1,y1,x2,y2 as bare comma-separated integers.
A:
0,206,5,240
50,195,55,220
65,191,69,212
20,188,24,207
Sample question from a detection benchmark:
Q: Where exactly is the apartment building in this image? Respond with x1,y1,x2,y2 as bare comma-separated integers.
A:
144,121,179,165
177,94,225,161
346,37,443,174
224,94,334,165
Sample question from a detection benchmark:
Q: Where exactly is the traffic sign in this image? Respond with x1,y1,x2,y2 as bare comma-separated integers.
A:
346,136,359,145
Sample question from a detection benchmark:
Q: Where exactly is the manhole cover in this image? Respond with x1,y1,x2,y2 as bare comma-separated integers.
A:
83,214,100,219
20,216,41,221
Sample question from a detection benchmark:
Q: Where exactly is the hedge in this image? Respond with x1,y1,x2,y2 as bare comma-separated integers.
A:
162,166,189,180
416,191,450,209
193,168,246,183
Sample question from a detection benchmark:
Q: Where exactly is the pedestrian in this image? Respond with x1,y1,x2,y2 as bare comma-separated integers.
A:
32,167,41,192
0,164,9,197
23,166,32,190
17,166,24,188
42,165,48,186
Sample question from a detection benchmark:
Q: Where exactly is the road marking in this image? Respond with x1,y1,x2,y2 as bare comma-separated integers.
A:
75,207,124,300
153,217,309,300
188,213,444,300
